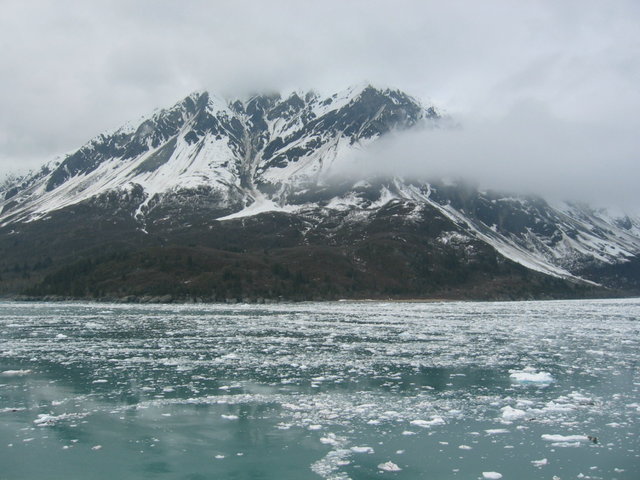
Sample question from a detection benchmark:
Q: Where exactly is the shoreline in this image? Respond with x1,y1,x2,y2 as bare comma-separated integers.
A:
1,293,636,306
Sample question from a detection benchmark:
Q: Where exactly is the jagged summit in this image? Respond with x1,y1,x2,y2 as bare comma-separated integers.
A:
0,85,639,300
0,85,436,226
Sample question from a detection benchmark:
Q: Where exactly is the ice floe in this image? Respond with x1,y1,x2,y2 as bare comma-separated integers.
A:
482,472,502,479
33,412,89,426
485,429,509,435
350,446,374,454
409,416,445,428
378,461,402,472
500,406,526,421
509,367,554,384
1,369,31,376
541,434,589,442
531,458,548,467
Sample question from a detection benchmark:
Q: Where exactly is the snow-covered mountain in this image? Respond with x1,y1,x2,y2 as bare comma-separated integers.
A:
1,84,434,224
1,84,639,300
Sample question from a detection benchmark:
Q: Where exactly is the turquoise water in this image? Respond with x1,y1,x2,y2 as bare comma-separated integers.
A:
0,299,638,479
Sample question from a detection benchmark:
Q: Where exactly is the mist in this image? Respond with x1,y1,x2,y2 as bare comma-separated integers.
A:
334,100,640,207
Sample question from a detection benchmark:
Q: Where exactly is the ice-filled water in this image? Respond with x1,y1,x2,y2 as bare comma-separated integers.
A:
1,299,638,479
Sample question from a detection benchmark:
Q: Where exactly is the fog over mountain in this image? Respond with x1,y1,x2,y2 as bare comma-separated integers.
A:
1,0,639,205
334,100,640,209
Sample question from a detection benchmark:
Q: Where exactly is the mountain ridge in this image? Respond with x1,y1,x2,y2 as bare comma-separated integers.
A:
1,85,639,301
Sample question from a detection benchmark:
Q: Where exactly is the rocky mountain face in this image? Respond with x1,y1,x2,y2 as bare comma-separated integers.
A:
1,85,639,301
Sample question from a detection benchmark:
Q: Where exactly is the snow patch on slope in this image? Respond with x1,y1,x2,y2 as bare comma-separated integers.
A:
216,195,298,221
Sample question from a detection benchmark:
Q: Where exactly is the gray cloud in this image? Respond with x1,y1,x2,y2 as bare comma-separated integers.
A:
1,0,639,205
334,100,640,208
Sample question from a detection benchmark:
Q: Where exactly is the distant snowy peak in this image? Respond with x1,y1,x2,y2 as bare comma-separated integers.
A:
0,85,437,224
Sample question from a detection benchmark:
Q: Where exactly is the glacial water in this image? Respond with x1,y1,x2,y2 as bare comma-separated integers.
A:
0,299,638,479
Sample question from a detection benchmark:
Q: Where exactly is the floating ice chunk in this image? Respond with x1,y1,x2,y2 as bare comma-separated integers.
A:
429,415,446,426
410,416,445,428
541,401,575,413
91,445,102,450
402,431,416,435
458,445,472,450
215,455,225,459
34,414,56,426
531,458,548,467
485,429,509,435
509,367,554,384
221,414,239,420
1,369,32,376
92,379,108,384
567,392,594,404
541,434,588,442
378,461,402,472
501,406,526,421
319,434,339,446
553,441,582,448
482,472,502,479
350,446,374,454
55,334,68,339
410,419,431,428
308,424,322,430
33,412,88,427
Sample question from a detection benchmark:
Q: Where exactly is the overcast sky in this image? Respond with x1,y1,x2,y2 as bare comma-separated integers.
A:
1,0,639,205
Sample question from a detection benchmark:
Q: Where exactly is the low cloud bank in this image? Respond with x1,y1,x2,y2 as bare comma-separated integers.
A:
333,101,639,208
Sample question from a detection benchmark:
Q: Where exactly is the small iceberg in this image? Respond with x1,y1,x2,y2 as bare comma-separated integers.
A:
34,414,57,426
378,461,402,472
541,434,589,448
1,369,32,377
501,406,526,421
531,458,548,467
350,446,374,454
319,434,339,446
541,434,588,442
410,416,445,428
482,472,502,479
509,367,554,384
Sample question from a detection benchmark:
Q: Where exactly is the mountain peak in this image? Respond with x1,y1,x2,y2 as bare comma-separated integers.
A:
0,85,433,224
